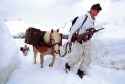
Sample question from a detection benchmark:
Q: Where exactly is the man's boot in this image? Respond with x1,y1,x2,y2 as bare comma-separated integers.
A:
65,63,70,73
77,69,85,79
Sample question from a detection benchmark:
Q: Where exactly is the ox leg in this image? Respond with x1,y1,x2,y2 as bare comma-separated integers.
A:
49,54,55,67
40,54,44,68
33,47,37,64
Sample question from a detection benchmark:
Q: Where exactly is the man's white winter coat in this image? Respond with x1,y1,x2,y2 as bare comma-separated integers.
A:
67,12,95,72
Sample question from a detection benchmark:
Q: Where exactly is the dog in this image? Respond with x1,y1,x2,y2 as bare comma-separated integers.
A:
20,45,29,56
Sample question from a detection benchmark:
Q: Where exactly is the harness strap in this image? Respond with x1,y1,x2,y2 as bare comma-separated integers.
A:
71,15,88,43
76,15,88,33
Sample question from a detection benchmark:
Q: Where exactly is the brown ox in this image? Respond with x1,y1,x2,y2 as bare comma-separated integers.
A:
25,27,62,68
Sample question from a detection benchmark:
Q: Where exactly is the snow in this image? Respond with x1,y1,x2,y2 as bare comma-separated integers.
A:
0,0,125,84
6,35,125,84
0,20,21,84
0,20,20,69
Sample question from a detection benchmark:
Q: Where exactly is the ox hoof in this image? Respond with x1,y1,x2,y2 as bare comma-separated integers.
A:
40,65,43,68
49,64,53,67
34,62,36,64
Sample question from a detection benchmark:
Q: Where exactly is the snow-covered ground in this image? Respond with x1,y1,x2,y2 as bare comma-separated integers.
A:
0,0,125,84
6,37,125,84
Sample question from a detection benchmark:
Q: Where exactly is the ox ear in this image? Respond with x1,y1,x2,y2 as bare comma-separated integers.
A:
51,29,54,33
57,29,59,32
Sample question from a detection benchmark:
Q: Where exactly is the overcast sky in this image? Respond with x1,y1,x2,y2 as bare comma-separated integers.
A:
0,0,110,35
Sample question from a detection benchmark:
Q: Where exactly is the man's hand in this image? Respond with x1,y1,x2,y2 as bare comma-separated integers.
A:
77,28,96,42
71,32,78,42
86,28,96,33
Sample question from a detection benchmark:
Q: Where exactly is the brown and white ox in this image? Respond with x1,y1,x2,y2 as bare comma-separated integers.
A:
32,29,62,68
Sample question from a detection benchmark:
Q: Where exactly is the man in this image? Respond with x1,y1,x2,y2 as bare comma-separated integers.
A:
65,3,102,79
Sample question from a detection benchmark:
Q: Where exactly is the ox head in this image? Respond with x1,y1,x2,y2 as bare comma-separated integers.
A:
50,29,62,54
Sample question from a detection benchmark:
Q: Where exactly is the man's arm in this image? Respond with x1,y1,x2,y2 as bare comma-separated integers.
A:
78,28,104,42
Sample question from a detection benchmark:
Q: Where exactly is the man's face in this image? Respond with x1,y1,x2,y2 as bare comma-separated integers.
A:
90,9,100,17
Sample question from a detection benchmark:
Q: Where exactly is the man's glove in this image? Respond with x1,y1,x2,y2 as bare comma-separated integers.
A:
85,28,96,40
77,28,96,42
71,32,78,42
77,32,90,43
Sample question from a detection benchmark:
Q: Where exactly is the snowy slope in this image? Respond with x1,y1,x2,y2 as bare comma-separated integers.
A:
0,20,20,69
0,20,21,84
